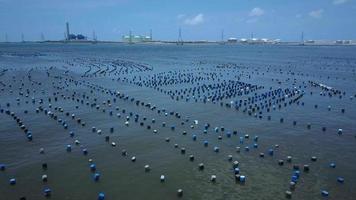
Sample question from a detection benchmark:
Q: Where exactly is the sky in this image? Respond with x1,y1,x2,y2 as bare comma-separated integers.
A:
0,0,355,42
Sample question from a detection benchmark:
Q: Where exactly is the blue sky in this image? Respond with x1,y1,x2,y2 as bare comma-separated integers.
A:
0,0,355,42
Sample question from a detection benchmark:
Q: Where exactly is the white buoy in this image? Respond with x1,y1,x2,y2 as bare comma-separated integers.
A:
160,175,165,182
131,156,136,162
210,175,217,182
111,142,116,147
42,174,48,182
144,165,150,172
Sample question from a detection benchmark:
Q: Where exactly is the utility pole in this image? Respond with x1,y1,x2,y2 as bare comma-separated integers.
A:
177,27,183,45
92,31,97,43
220,29,225,44
129,30,133,44
41,33,45,41
150,29,152,41
5,33,8,43
21,33,24,42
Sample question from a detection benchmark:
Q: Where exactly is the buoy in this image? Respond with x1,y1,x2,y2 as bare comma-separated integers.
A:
338,129,343,135
90,164,96,171
42,174,48,182
228,155,233,161
199,163,204,170
239,175,246,183
321,190,329,197
181,148,186,154
82,148,88,155
66,144,72,152
204,140,208,147
337,177,344,183
39,148,45,154
177,189,183,197
233,161,239,168
131,156,136,162
9,178,16,185
144,165,150,172
259,153,265,158
285,190,292,199
210,175,217,182
268,149,274,156
42,163,48,170
236,147,241,153
98,192,105,200
214,146,219,152
329,163,336,168
94,173,100,181
189,155,194,161
0,164,5,171
290,181,296,190
160,175,165,182
287,156,292,163
234,168,240,174
311,156,317,162
44,188,51,197
278,160,284,166
303,165,310,172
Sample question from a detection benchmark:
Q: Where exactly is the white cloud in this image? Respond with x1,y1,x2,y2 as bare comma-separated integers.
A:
177,14,186,20
309,9,324,18
333,0,349,5
249,7,265,17
183,13,204,25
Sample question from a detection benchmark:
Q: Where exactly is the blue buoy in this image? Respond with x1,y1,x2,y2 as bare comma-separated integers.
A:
234,168,240,174
294,171,300,178
239,175,246,183
204,140,208,147
291,175,298,183
94,173,100,181
192,135,197,141
98,192,105,200
90,164,96,171
239,137,244,144
268,149,274,156
245,146,249,152
0,164,5,171
69,131,74,137
253,143,258,148
44,188,51,197
9,178,16,185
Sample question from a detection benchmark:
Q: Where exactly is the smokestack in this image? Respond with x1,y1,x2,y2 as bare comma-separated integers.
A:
66,22,70,40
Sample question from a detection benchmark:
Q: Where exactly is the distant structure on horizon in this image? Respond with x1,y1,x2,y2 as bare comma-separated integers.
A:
65,22,87,41
122,30,153,43
177,27,183,45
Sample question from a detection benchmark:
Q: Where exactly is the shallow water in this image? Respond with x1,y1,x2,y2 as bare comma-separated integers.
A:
0,43,356,200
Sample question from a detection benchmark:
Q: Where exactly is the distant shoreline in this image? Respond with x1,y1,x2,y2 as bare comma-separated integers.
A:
0,40,355,46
